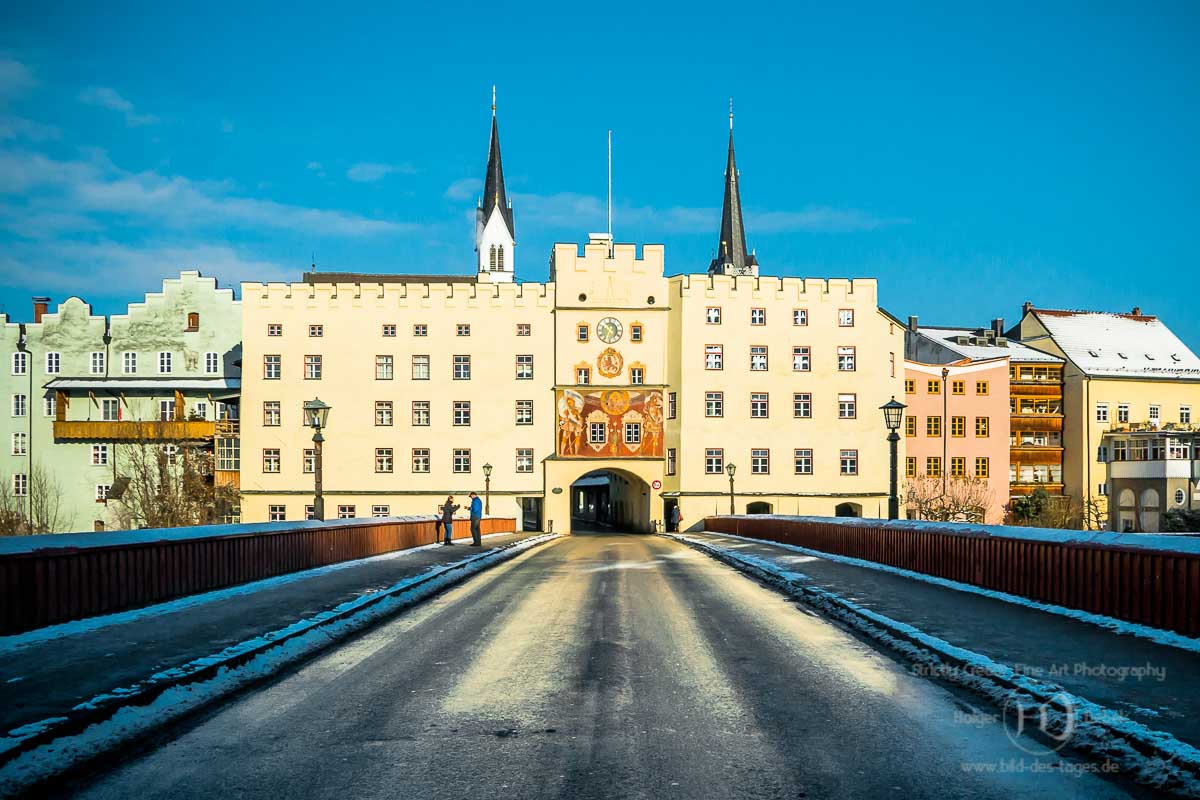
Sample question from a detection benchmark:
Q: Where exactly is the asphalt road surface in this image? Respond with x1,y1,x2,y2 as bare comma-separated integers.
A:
62,534,1138,799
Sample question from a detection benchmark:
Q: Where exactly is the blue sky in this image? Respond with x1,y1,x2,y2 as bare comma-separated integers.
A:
1,1,1198,347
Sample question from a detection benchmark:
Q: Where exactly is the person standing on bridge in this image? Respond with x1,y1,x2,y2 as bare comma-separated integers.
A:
468,491,483,546
441,496,460,545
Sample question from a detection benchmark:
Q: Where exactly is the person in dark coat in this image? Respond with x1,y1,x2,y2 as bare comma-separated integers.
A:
441,496,460,545
670,504,683,532
468,492,483,546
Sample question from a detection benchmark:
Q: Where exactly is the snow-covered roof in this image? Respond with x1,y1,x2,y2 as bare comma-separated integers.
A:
1031,309,1200,379
43,378,241,391
915,326,1062,364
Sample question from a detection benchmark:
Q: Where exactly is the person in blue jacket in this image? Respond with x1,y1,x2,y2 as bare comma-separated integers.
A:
468,491,483,546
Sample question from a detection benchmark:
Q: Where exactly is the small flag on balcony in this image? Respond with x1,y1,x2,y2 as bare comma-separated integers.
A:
88,391,98,408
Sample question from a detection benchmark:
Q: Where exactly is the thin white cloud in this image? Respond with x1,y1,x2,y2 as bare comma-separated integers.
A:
78,86,159,127
0,115,59,142
0,56,36,102
346,161,417,183
445,177,482,201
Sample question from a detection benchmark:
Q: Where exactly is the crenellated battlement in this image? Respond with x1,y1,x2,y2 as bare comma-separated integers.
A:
671,273,877,303
243,278,555,310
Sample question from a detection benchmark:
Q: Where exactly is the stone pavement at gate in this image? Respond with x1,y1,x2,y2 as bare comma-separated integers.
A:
680,530,1200,750
0,532,535,739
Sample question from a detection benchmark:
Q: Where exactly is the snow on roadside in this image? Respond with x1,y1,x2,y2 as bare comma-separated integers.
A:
0,533,559,796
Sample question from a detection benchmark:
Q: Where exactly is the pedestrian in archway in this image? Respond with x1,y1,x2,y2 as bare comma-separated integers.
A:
468,491,483,546
441,496,460,545
671,504,683,532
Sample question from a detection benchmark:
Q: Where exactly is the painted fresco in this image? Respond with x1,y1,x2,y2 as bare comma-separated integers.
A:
556,388,664,458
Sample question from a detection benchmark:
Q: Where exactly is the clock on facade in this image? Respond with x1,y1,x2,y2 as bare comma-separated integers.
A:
596,317,623,344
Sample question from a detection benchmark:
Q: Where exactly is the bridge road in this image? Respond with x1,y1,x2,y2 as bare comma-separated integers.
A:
61,534,1136,800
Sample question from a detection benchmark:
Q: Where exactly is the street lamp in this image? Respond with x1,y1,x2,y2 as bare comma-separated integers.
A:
303,398,332,521
880,396,906,520
482,462,493,514
726,461,737,515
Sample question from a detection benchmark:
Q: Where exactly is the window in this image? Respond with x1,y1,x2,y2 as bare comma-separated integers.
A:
1182,406,1192,425
589,421,607,444
630,324,643,342
412,355,430,380
158,351,173,374
11,352,26,375
577,324,589,342
705,392,724,417
269,505,286,522
376,355,394,380
793,309,808,326
263,401,281,426
793,448,813,475
412,401,430,426
373,505,391,517
666,448,677,475
927,416,942,437
751,393,769,418
905,457,916,478
927,380,941,395
375,401,393,426
950,457,966,478
516,448,534,473
1113,440,1128,461
453,401,471,426
101,398,119,421
12,394,26,417
516,399,534,425
705,448,724,474
904,379,915,394
975,381,989,396
838,309,854,327
263,449,281,473
1117,403,1130,423
1096,445,1109,462
456,324,471,337
453,449,471,473
413,324,428,337
630,367,644,385
793,392,812,418
705,345,723,370
309,324,323,338
975,416,990,437
905,415,916,437
750,448,769,474
264,355,281,380
382,324,396,337
337,505,356,519
625,422,642,445
577,367,591,384
122,352,137,374
951,380,965,396
750,346,768,371
706,307,722,324
516,354,534,380
267,323,282,336
975,457,990,478
926,456,942,477
792,346,810,372
750,308,766,325
91,351,105,374
453,355,471,380
668,392,677,419
11,432,26,456
837,346,855,371
44,396,55,417
1150,405,1161,425
205,352,219,374
950,416,966,437
95,483,111,502
303,448,315,473
304,354,322,380
305,505,316,520
516,323,531,336
1095,402,1109,423
12,474,27,497
375,448,394,473
840,449,858,475
838,393,856,419
412,449,430,473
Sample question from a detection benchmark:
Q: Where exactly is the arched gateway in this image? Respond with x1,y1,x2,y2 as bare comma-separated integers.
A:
545,459,662,534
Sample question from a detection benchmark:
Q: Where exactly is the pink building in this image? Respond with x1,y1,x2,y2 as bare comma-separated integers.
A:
903,358,1011,523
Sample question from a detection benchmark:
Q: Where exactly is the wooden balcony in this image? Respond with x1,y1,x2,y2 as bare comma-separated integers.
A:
1010,447,1064,466
214,469,241,490
1009,482,1066,496
53,419,216,442
1010,383,1063,397
1010,415,1064,433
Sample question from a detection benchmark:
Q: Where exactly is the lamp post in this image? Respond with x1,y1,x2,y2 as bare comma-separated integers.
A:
880,396,906,520
303,398,331,521
482,462,493,514
726,462,737,515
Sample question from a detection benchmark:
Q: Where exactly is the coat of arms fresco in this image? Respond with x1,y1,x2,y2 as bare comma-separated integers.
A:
556,388,664,458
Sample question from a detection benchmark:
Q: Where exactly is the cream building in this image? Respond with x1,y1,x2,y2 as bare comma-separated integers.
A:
239,107,904,531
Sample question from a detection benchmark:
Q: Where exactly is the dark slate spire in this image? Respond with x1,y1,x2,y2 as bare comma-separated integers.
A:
478,87,514,240
708,103,758,276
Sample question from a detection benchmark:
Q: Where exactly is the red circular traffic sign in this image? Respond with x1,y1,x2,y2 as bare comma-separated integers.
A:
651,480,662,490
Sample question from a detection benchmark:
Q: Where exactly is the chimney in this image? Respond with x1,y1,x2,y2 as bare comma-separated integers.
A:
907,315,918,332
32,297,50,324
1131,306,1142,316
1022,301,1033,315
992,317,1004,337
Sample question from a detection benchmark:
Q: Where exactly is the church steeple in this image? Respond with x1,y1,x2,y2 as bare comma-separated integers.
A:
476,86,515,282
708,101,758,277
